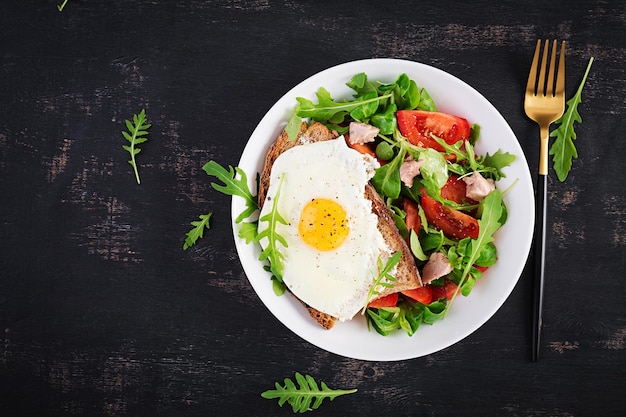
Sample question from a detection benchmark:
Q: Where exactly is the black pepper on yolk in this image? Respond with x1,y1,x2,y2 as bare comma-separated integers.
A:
298,198,349,251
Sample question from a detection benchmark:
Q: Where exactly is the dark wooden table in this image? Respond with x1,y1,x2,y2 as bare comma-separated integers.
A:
1,1,624,416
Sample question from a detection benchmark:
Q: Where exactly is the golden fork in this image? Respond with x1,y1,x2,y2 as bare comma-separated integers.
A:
524,39,565,362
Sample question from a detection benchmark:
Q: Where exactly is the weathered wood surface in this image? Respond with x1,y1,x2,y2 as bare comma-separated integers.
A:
1,1,624,416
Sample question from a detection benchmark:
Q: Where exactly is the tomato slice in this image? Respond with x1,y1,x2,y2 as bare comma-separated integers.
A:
421,190,479,239
431,280,458,301
367,292,399,309
402,198,421,235
397,110,471,152
440,174,477,205
345,135,377,156
402,286,432,305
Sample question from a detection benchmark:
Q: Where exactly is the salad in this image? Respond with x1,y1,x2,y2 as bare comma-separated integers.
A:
206,72,515,337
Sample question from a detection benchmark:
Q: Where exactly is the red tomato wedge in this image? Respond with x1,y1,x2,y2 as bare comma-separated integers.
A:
402,286,433,305
440,174,477,205
367,292,399,308
421,190,479,240
397,110,471,152
402,198,421,235
345,136,377,158
431,280,458,301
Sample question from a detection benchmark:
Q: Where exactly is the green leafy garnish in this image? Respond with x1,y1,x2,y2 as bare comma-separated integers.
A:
57,0,69,11
445,189,503,313
288,72,436,140
255,174,288,282
366,299,447,336
202,161,289,292
409,229,429,261
122,109,151,184
362,251,402,314
237,221,258,244
296,87,391,123
371,147,406,199
374,191,504,335
549,57,594,181
434,137,515,181
182,213,212,250
261,372,357,413
202,161,258,223
285,113,303,142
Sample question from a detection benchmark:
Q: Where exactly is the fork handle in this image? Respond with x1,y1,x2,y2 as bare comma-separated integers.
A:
532,172,547,362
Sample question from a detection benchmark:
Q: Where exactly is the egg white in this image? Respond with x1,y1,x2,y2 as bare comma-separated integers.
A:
257,137,391,321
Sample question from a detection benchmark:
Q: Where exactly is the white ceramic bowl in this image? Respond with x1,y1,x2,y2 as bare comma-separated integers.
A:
232,58,533,361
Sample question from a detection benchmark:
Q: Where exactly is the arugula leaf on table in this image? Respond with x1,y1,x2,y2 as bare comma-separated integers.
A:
182,213,212,250
57,0,69,11
202,160,258,223
261,372,357,413
255,174,288,283
549,57,595,182
122,109,151,184
362,251,402,314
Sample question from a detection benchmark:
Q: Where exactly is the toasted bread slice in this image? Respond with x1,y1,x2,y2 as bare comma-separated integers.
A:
258,122,422,329
364,183,423,297
258,122,338,205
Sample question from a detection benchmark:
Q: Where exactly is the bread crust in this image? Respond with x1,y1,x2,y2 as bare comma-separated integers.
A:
257,122,422,329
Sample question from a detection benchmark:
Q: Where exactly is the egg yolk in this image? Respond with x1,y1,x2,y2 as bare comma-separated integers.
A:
298,198,349,251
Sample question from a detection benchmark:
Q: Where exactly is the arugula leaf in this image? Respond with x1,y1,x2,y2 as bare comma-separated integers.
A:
445,189,503,313
237,221,258,244
370,147,405,199
378,73,436,111
367,306,407,336
409,229,429,261
481,149,517,180
57,0,69,11
262,265,286,296
292,72,435,141
549,57,594,181
434,137,515,181
366,299,446,336
362,251,402,313
202,161,258,223
182,213,212,250
261,372,357,413
255,174,288,282
370,102,397,135
418,148,449,189
296,87,390,122
285,113,303,141
122,109,151,184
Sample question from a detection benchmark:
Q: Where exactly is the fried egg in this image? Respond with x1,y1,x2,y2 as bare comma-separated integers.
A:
257,137,392,321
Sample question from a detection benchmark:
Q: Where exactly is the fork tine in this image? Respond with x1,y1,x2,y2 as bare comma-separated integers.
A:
538,40,550,96
546,40,557,96
526,39,541,94
556,41,566,96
